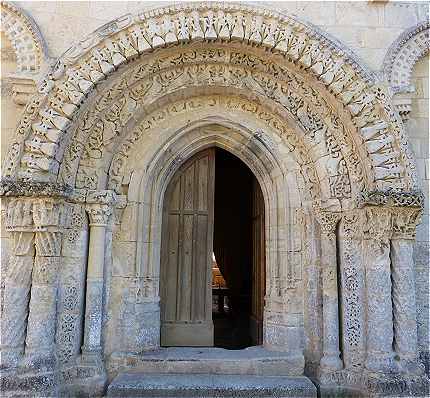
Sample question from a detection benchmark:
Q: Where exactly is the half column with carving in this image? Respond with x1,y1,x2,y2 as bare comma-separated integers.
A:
362,206,396,372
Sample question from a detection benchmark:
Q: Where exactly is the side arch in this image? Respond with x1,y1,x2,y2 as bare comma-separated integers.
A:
1,1,48,74
383,21,429,94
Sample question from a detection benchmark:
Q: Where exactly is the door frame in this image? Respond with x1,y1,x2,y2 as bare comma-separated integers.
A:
132,123,302,355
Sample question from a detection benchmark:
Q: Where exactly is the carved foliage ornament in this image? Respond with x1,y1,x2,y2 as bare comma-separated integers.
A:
2,2,417,191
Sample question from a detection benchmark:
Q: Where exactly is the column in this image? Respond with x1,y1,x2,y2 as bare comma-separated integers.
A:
315,210,343,374
391,208,422,373
25,199,66,365
362,206,396,373
81,203,112,364
0,230,34,367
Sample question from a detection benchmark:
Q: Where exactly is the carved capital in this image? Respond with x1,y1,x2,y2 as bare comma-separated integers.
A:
6,198,33,231
341,210,361,239
86,203,112,226
6,196,70,232
391,207,422,240
314,209,341,235
32,198,69,230
362,207,392,249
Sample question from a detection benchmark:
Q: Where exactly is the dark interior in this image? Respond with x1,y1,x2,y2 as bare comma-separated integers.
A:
213,148,255,349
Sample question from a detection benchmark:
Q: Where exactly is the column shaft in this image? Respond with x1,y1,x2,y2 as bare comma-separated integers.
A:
320,231,343,372
81,203,111,363
82,225,106,356
363,207,396,372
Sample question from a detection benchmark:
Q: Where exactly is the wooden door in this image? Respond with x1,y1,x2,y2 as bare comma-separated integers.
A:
160,149,215,346
250,177,265,345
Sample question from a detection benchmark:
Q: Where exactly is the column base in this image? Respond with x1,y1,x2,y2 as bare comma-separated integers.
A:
320,353,343,373
81,346,104,367
365,353,399,374
0,348,22,369
21,350,56,370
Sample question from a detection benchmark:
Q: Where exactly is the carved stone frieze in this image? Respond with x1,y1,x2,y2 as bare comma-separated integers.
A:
0,179,72,198
357,189,425,209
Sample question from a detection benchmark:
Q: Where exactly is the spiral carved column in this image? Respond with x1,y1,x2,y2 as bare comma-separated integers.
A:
25,199,67,365
0,218,34,368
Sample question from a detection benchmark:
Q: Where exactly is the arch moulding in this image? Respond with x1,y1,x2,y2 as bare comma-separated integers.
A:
1,1,419,192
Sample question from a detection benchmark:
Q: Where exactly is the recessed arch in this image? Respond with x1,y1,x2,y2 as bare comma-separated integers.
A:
118,121,304,353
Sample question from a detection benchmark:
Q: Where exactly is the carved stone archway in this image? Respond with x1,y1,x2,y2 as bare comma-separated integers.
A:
0,3,426,397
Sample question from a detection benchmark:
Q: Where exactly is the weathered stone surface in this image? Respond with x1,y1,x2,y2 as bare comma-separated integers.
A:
108,346,304,377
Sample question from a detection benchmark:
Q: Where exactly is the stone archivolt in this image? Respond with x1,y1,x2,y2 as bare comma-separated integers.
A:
2,2,417,192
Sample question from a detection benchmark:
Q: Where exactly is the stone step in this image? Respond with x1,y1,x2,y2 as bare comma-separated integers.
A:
107,373,317,397
109,346,303,376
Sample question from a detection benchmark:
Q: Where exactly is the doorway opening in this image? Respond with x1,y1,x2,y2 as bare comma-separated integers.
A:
212,148,265,349
160,147,265,349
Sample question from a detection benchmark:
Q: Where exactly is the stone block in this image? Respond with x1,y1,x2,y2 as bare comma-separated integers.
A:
384,2,419,28
296,2,336,26
112,241,136,276
335,2,382,26
324,26,366,48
